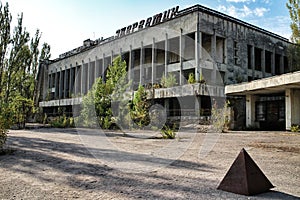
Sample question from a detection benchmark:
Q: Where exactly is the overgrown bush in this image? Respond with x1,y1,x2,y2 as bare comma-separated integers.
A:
50,115,75,128
291,124,300,132
0,104,13,151
160,125,176,139
188,73,196,84
161,72,177,88
210,100,230,133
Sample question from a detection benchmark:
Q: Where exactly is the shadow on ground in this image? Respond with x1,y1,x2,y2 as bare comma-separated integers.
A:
0,128,299,199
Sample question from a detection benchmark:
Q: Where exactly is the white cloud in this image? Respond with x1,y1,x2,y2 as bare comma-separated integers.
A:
218,5,269,18
254,7,268,17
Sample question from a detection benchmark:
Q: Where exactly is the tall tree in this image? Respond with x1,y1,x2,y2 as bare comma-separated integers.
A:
286,0,300,71
287,0,300,44
0,2,50,129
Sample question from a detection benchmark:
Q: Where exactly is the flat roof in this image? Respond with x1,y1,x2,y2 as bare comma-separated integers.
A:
225,71,300,95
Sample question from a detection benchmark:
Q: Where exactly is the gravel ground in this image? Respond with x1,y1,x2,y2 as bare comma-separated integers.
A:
0,128,299,200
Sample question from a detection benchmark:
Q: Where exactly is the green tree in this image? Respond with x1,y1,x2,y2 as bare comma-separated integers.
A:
131,84,150,128
286,0,300,71
0,2,50,132
80,56,130,129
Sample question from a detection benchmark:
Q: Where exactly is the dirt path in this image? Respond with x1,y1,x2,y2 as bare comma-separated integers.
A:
0,128,299,199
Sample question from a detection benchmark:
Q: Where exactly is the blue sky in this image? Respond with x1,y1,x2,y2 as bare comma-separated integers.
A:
6,0,292,59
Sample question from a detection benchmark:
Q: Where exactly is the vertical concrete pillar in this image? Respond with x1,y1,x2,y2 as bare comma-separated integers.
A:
165,33,168,77
94,56,98,84
271,48,276,75
69,64,73,97
140,41,144,85
211,30,217,83
64,66,67,98
286,89,300,130
54,69,58,99
74,65,77,96
81,61,84,95
280,55,284,74
102,53,105,83
286,89,292,130
87,58,91,91
59,68,63,99
251,46,255,78
128,45,132,81
246,94,259,128
195,30,200,82
261,48,266,77
179,29,183,85
152,37,156,85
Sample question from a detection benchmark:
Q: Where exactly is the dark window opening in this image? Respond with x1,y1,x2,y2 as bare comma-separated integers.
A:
265,51,272,73
255,47,262,71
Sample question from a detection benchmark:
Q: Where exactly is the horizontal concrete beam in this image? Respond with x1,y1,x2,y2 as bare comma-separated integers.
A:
225,71,300,95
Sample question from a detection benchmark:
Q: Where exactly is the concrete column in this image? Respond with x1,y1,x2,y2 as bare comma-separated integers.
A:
128,45,132,81
94,56,98,84
211,30,217,83
179,29,183,85
54,69,58,99
69,64,73,97
64,66,67,98
152,37,156,85
271,48,275,75
74,65,77,96
140,42,144,85
246,94,259,128
195,30,200,82
81,61,84,95
102,53,105,83
251,46,255,78
59,68,63,99
280,55,284,74
165,33,168,77
285,89,300,130
262,49,266,77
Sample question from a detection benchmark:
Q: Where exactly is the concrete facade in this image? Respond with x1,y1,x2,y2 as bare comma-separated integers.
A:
225,72,300,130
38,5,292,126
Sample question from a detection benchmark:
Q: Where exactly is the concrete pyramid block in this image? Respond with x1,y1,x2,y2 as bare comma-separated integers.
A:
217,148,274,196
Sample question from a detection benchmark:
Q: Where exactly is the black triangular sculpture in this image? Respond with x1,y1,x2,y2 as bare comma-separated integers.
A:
217,148,274,196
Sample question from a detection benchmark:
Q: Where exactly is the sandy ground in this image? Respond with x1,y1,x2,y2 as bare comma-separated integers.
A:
0,128,299,200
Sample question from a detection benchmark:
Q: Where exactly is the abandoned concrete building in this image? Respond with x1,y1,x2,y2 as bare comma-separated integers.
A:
38,4,298,130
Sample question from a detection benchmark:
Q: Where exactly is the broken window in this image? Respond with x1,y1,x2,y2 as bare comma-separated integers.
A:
202,33,212,60
168,37,180,64
284,56,289,73
234,41,239,66
184,32,195,61
247,45,252,69
265,51,272,73
216,36,225,63
156,41,165,65
254,47,262,71
275,54,281,75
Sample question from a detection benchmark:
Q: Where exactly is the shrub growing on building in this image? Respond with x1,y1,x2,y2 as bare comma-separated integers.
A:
161,72,177,88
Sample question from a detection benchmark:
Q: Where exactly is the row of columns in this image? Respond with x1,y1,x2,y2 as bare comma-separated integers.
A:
246,89,300,130
248,45,285,77
48,29,222,101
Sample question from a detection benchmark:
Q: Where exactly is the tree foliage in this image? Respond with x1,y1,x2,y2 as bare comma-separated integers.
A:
286,0,300,71
80,56,130,129
131,84,150,128
0,1,51,141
